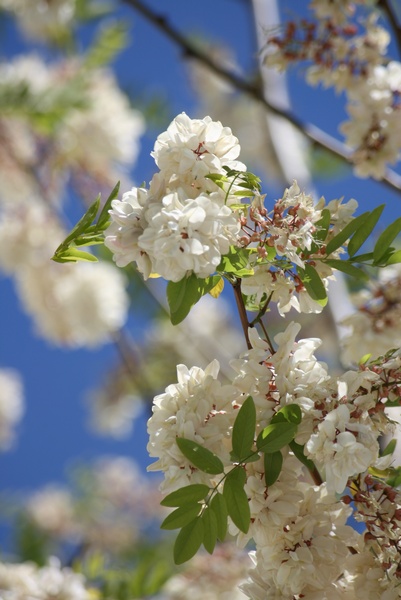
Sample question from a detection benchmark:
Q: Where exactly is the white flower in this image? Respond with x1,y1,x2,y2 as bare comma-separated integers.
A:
26,487,78,539
151,112,246,196
0,0,75,42
17,261,129,348
147,360,241,494
138,189,240,282
0,369,24,451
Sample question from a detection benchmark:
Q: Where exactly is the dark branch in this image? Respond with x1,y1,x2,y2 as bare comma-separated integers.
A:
123,0,401,195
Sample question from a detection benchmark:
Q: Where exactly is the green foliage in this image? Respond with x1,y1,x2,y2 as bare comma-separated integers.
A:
217,246,254,277
325,210,375,256
231,396,256,461
84,21,130,69
347,204,384,257
289,440,315,471
373,217,401,264
223,468,250,534
160,504,202,530
173,517,204,565
14,516,50,566
264,451,283,487
201,507,218,554
322,259,369,281
167,274,222,325
52,182,120,263
175,438,224,475
256,421,298,453
160,484,210,507
209,493,228,541
298,263,328,306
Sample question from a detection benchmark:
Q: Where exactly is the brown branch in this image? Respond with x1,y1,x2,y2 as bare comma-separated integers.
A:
123,0,401,195
232,278,252,350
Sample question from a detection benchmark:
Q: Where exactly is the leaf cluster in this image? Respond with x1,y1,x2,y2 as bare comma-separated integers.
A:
52,182,120,263
160,397,313,565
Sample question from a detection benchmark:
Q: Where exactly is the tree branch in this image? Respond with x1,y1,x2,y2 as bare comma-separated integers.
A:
232,278,252,350
123,0,401,195
378,0,401,58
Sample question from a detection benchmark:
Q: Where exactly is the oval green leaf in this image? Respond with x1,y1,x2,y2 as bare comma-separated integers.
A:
257,422,297,454
264,451,283,487
232,396,256,461
160,484,210,507
160,503,201,530
348,204,384,257
223,469,250,534
173,517,204,565
201,507,218,554
210,493,228,541
373,217,401,264
176,438,224,475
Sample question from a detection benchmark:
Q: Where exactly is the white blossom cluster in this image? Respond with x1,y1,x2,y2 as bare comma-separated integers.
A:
105,113,243,282
241,181,358,315
0,557,92,600
25,457,164,553
0,203,129,347
341,264,401,364
0,54,144,202
0,368,24,451
148,321,401,598
163,544,250,600
0,0,76,42
263,3,401,179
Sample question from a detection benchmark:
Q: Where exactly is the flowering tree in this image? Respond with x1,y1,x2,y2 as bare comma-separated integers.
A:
3,0,401,599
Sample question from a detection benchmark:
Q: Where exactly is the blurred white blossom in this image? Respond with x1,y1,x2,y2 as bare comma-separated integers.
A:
0,368,24,451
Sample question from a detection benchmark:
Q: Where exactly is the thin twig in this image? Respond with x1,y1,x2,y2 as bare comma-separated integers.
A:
232,278,252,350
123,0,401,195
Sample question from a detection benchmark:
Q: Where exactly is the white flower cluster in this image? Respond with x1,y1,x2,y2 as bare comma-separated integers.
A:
263,4,401,179
163,544,250,600
241,181,358,315
148,321,400,597
0,0,76,42
105,113,243,282
0,203,129,348
0,557,92,600
341,264,401,364
0,54,144,204
25,457,164,553
0,368,24,451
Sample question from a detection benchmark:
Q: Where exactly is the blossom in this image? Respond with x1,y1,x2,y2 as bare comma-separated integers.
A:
0,557,92,600
151,112,246,197
138,189,240,282
147,360,242,494
0,0,76,42
17,261,129,348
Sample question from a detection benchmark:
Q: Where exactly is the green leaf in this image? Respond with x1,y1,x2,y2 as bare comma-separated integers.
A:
325,210,371,256
373,217,401,264
160,504,201,530
381,439,397,457
310,208,331,254
223,469,250,534
160,484,210,507
289,441,315,471
385,249,401,265
210,493,228,541
201,507,218,554
232,396,256,461
256,422,297,453
274,404,302,425
217,246,253,277
52,248,98,263
84,22,129,69
323,259,369,281
173,517,204,565
96,181,120,230
63,196,100,247
348,204,384,257
167,274,222,325
298,263,327,306
264,451,283,487
176,438,224,475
